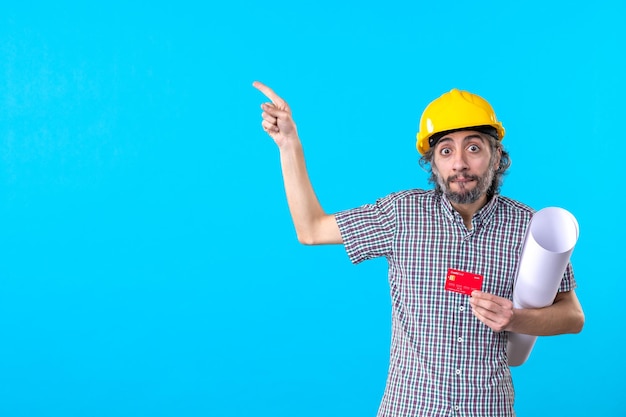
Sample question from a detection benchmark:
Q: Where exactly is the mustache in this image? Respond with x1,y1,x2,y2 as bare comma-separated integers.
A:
447,173,480,183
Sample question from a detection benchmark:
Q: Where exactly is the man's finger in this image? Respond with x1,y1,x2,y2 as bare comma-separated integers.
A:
253,81,285,106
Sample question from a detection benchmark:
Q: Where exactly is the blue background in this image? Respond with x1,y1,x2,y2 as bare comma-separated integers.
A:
1,1,624,416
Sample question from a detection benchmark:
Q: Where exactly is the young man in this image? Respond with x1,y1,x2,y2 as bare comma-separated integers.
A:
253,81,584,417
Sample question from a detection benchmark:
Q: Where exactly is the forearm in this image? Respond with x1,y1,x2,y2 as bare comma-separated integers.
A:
279,141,340,245
508,291,585,336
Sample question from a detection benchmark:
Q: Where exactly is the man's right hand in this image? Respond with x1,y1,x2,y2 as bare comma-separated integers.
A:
253,81,298,148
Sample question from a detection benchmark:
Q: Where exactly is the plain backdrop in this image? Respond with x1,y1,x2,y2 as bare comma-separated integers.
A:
1,1,624,416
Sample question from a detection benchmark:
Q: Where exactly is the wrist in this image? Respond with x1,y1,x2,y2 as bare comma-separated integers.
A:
278,136,303,153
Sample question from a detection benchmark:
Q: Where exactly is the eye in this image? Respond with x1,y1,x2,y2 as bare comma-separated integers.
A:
468,144,480,152
440,147,452,156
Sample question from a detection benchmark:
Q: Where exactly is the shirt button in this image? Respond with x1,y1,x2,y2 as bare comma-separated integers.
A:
454,405,460,411
459,306,465,312
455,369,461,375
457,337,463,343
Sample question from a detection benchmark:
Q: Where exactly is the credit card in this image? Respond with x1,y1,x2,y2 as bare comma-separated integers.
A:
444,268,484,296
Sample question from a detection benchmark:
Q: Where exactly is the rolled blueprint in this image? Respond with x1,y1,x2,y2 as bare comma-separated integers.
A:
507,207,579,367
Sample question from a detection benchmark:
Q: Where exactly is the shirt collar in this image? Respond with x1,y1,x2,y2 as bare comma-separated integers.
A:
440,192,499,229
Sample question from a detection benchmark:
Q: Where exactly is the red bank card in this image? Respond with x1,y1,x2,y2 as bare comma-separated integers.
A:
444,268,484,296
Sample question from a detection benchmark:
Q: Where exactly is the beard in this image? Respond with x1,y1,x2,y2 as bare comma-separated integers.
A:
435,166,496,205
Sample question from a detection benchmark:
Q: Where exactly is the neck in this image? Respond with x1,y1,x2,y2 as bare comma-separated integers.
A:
450,194,489,230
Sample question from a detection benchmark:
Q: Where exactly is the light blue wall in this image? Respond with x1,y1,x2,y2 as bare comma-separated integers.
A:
1,1,624,416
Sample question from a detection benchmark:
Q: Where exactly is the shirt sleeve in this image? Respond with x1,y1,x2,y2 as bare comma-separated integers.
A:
335,194,398,264
558,262,577,292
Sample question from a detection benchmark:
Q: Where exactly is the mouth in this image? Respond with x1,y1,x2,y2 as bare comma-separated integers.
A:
449,176,477,184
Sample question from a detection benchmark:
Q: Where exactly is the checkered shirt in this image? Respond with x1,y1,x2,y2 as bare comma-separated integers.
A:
335,189,576,417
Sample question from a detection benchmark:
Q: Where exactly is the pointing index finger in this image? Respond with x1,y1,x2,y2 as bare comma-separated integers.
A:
252,81,285,105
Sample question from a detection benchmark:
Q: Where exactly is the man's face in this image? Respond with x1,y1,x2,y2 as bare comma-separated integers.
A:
431,130,500,205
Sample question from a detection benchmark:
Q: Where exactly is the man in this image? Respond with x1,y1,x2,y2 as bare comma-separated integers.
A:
253,81,584,417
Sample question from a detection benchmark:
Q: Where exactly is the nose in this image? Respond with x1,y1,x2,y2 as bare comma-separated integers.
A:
451,150,469,171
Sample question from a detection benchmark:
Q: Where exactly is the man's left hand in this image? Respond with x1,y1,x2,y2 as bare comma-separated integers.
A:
469,291,515,333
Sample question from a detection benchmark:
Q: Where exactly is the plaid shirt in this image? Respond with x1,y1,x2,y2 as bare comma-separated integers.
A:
335,189,575,417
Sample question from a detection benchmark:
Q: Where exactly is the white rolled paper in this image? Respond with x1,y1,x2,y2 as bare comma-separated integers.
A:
507,207,579,367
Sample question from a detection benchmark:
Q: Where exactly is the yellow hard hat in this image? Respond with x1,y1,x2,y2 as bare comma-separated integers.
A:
416,88,505,155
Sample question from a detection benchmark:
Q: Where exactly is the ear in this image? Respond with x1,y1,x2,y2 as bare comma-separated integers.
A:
494,147,502,170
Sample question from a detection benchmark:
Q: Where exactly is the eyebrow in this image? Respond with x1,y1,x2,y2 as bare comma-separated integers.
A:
437,134,485,147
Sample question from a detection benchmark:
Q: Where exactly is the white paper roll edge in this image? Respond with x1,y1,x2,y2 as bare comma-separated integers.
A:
507,207,579,366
